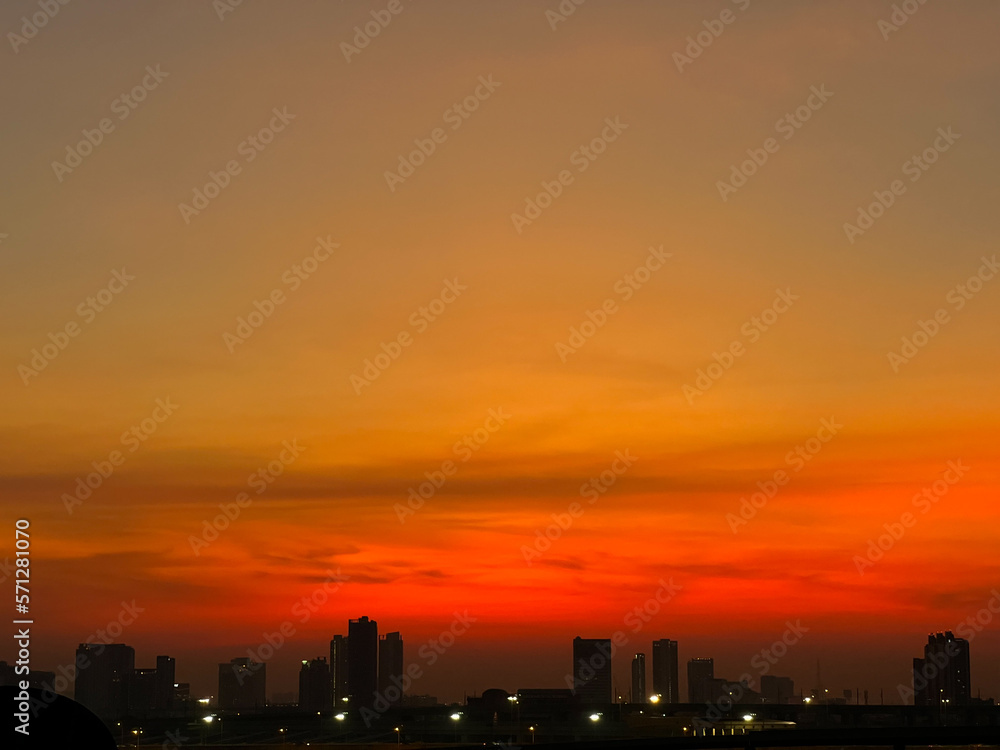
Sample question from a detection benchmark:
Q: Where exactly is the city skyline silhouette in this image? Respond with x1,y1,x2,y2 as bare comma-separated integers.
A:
3,0,1000,746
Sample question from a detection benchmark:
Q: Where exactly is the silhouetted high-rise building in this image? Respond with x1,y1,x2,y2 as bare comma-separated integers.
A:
129,668,159,712
330,634,349,705
630,653,646,703
128,655,177,713
378,632,404,706
687,657,714,704
218,658,265,710
651,639,679,702
156,655,175,710
912,657,930,705
912,631,970,706
348,616,378,709
572,637,612,704
761,675,795,704
74,643,134,719
299,657,332,711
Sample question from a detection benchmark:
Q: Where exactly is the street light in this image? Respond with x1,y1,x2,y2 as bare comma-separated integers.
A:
742,714,754,722
202,714,223,741
450,712,461,740
507,695,518,743
589,713,601,722
529,725,536,744
649,694,660,704
394,726,401,747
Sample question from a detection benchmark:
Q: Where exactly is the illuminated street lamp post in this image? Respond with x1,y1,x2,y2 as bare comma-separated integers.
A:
394,726,401,747
507,695,518,743
202,715,213,743
202,714,223,742
450,712,461,741
589,712,602,737
529,725,536,744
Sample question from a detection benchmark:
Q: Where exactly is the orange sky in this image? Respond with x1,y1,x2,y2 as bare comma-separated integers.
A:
1,0,999,703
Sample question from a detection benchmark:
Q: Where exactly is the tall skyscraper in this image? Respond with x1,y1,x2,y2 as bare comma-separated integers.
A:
218,657,266,710
572,637,612,704
123,654,176,714
129,668,159,712
348,616,379,709
378,632,404,705
912,631,971,706
298,657,332,711
651,639,679,702
156,655,175,710
330,634,349,704
630,653,646,703
74,643,134,719
687,657,714,704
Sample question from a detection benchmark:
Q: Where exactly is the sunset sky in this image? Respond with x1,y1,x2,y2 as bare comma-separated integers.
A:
2,0,999,704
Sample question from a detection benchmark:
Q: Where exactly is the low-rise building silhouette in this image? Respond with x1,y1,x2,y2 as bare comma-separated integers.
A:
761,674,795,704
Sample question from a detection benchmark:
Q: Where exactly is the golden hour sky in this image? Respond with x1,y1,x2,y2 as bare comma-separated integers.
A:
2,0,999,703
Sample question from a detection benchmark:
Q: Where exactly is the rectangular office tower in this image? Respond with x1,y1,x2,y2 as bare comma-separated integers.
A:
687,657,714,703
125,654,176,714
631,653,646,703
651,639,679,703
218,658,266,709
378,632,404,706
912,631,971,706
330,634,349,704
299,657,332,711
129,668,159,712
572,637,612,704
74,643,134,719
348,616,379,709
155,655,175,710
